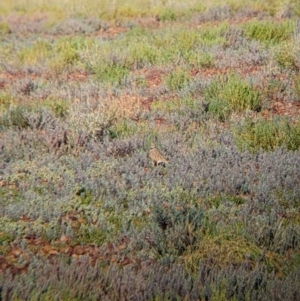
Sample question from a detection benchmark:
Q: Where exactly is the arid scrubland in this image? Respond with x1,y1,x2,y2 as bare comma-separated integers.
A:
1,0,300,300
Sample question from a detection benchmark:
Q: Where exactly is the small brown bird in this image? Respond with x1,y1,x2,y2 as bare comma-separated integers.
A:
149,143,168,166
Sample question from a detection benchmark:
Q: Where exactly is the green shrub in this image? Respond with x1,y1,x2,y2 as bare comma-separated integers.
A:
0,91,12,113
157,8,177,22
185,232,263,272
151,99,179,113
17,37,89,70
73,225,107,245
94,61,129,84
0,21,10,34
243,20,294,45
53,37,87,62
233,117,300,152
198,24,227,46
108,118,140,139
117,6,146,18
47,37,89,72
149,204,204,257
54,46,78,65
128,42,158,67
294,73,300,101
0,106,30,130
205,96,231,122
204,73,261,121
18,40,52,65
164,69,191,91
275,42,299,70
197,53,214,68
187,52,215,68
43,98,69,118
295,1,300,17
205,194,246,208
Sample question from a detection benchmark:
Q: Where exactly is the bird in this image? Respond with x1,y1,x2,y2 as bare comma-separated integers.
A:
149,143,168,166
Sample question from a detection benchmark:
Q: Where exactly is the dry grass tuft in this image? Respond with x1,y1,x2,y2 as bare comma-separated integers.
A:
105,94,145,121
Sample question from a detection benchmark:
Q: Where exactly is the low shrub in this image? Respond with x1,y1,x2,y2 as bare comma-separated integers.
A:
275,42,299,70
164,69,191,91
0,21,10,34
242,20,294,45
294,73,300,101
157,8,177,22
233,117,300,152
94,61,129,84
146,204,204,257
0,106,31,130
204,73,261,121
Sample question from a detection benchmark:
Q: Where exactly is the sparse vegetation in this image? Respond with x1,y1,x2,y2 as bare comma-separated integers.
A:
1,0,300,300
